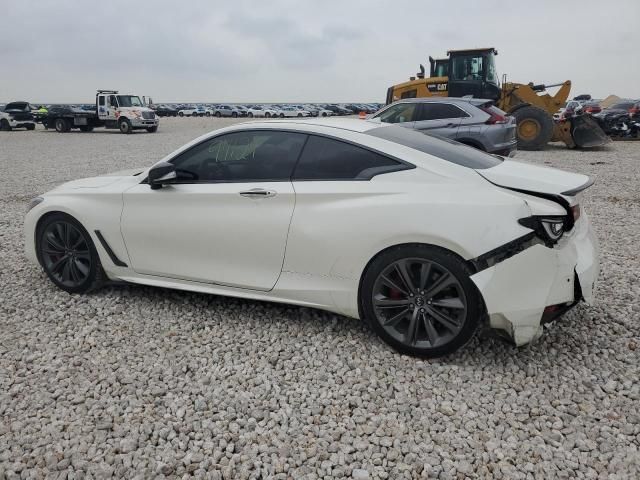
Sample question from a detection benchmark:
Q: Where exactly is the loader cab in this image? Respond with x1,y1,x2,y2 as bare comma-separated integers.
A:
446,48,501,102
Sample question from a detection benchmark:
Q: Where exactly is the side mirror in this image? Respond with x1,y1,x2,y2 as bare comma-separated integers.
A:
148,162,177,190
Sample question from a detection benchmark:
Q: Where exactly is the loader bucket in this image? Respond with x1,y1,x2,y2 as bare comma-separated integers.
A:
569,115,610,148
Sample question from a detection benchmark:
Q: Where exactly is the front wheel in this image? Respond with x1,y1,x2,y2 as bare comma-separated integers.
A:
26,124,36,131
118,118,132,134
146,126,158,133
514,106,554,150
248,112,254,118
265,112,271,118
361,245,482,357
36,213,105,294
279,113,285,118
178,112,184,117
232,112,238,118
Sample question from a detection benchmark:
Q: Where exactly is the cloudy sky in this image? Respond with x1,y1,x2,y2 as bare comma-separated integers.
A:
2,0,638,103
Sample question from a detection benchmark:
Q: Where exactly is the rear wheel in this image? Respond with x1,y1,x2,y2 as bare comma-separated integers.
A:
361,245,481,357
54,118,70,133
514,106,554,150
118,118,132,134
232,112,238,118
279,113,285,118
248,112,254,118
265,112,271,118
26,124,36,131
36,213,105,294
178,112,184,117
0,119,10,131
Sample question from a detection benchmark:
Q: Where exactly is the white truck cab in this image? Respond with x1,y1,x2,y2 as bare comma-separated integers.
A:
96,90,159,133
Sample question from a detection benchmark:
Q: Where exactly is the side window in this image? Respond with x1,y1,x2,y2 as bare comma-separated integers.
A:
171,131,307,182
400,90,417,99
376,103,418,124
108,95,118,107
415,103,469,121
293,135,408,181
98,96,105,106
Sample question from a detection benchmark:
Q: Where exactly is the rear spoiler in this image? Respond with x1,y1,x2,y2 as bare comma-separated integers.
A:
561,177,594,196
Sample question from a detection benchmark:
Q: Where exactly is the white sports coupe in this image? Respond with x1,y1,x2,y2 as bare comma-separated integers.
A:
24,119,599,357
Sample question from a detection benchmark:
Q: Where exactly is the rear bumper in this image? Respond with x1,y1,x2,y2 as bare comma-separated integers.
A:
470,211,599,345
487,140,518,157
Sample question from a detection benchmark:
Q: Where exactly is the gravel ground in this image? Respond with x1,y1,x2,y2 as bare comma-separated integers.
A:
1,118,639,479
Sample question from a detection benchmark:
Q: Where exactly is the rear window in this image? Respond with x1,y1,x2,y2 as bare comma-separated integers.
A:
366,124,503,169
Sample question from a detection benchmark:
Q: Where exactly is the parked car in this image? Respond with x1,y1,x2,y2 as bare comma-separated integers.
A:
369,98,517,156
213,105,242,118
277,106,310,118
0,101,36,131
581,102,602,115
246,106,279,118
324,104,353,116
178,106,207,117
152,104,178,117
24,118,599,357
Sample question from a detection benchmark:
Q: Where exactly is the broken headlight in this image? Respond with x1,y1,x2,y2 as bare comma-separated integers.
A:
518,216,568,246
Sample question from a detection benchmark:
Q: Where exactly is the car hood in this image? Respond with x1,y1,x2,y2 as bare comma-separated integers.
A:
50,168,146,191
476,159,591,197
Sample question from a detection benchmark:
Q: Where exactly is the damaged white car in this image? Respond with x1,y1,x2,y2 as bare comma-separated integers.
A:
24,119,599,357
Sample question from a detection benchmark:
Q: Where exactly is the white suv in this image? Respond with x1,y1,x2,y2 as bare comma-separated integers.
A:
0,102,36,131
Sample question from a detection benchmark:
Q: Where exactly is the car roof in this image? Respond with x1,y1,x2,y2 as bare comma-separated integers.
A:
240,118,382,133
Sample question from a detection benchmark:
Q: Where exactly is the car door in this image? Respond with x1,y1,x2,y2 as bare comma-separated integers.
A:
412,102,469,139
120,130,308,291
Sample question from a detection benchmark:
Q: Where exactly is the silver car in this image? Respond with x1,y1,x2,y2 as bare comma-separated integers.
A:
370,98,517,156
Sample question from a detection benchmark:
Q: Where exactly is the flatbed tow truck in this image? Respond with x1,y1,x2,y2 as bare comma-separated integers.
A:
43,90,159,134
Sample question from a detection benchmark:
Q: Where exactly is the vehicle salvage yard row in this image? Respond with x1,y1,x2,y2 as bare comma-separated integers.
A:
0,117,639,478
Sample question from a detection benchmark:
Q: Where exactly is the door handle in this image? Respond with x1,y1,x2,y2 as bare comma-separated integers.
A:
239,188,277,198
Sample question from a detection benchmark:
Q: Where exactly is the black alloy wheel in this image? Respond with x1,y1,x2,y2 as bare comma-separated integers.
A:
362,245,481,357
37,214,104,293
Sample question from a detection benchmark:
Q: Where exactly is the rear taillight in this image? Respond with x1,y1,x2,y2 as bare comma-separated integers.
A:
629,107,639,114
481,106,507,124
571,204,581,223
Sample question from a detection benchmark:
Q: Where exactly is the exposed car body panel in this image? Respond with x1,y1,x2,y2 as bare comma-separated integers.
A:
470,211,599,345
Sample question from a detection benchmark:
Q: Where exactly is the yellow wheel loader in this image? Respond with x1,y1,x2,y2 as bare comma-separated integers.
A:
386,48,609,150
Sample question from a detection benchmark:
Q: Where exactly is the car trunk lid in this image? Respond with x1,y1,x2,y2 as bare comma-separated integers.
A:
476,159,592,198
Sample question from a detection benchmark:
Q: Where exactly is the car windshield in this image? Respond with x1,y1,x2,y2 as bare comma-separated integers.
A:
366,124,503,169
117,95,143,107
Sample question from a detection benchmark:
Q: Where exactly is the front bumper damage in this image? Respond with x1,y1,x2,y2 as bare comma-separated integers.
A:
469,212,599,346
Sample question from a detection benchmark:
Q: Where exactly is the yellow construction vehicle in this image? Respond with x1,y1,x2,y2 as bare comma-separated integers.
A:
387,48,608,150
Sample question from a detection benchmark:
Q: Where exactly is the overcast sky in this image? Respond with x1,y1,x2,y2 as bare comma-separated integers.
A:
2,0,638,103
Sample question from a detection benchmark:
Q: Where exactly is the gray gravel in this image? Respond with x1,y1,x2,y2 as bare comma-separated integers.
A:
1,118,639,479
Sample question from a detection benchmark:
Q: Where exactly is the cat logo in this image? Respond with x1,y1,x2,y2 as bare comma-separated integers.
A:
427,83,448,93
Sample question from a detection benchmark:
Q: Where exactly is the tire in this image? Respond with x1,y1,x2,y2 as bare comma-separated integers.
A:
279,113,285,118
178,112,184,117
297,113,302,117
118,118,132,134
0,119,10,131
322,112,327,117
513,106,554,150
215,112,221,118
79,125,93,132
54,118,70,133
360,244,482,357
248,112,254,118
26,124,36,131
146,126,158,133
232,112,237,118
36,213,105,294
206,112,211,117
265,112,271,118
